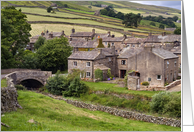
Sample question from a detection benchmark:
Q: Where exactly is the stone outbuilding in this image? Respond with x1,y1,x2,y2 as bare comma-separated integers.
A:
70,28,95,40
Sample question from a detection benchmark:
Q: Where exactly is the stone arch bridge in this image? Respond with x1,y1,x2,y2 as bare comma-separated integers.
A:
5,70,52,89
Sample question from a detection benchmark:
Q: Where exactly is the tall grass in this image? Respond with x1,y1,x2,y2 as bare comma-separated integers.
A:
1,78,7,88
1,91,181,131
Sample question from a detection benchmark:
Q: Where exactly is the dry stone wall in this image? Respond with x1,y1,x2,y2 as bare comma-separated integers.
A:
165,79,181,90
43,93,181,127
1,73,22,114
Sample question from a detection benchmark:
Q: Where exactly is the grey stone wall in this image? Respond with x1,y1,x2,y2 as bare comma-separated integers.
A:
44,93,181,127
1,68,41,74
165,79,181,90
127,76,139,90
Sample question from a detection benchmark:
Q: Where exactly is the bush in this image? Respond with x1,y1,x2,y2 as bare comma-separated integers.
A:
95,69,103,81
67,69,84,82
159,24,165,29
141,81,149,86
62,77,89,97
45,70,70,95
15,84,27,90
47,6,53,13
164,82,169,86
150,22,156,26
174,27,181,35
150,92,181,117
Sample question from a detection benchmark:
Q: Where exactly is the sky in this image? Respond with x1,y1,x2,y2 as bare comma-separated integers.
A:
130,1,181,10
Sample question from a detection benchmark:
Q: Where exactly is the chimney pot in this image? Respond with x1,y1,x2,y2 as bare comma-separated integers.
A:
72,28,75,34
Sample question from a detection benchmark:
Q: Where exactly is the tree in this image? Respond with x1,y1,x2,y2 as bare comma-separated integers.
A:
21,53,39,69
47,6,53,13
100,9,108,15
88,6,92,9
36,36,73,73
64,4,68,8
150,22,156,26
1,6,31,56
159,24,165,29
174,27,181,35
34,36,46,50
116,12,124,20
122,13,142,28
172,16,179,22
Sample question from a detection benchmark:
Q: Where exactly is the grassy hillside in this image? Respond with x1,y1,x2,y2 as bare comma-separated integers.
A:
1,90,181,131
30,24,123,37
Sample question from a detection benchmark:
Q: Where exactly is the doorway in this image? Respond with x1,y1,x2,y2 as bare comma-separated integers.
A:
120,70,126,78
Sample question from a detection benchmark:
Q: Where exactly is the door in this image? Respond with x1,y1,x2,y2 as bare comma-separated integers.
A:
120,70,126,78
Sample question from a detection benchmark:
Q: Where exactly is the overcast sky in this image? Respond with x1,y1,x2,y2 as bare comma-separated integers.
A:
130,1,181,10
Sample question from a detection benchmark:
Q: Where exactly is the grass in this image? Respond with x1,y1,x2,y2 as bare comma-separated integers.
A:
1,90,181,131
83,81,160,97
16,7,90,18
1,78,7,88
30,24,123,37
114,8,145,14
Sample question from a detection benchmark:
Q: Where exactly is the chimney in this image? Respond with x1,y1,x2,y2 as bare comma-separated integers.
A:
46,30,49,34
110,46,115,55
98,48,102,54
112,34,115,38
41,31,45,36
61,30,64,35
162,32,166,36
108,31,111,37
73,47,78,52
92,29,95,34
69,37,72,41
144,44,153,52
123,34,127,39
148,32,152,37
72,28,75,34
49,32,53,38
97,36,105,48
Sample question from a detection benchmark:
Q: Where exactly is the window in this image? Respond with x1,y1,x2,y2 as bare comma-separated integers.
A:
167,74,168,80
86,62,90,67
148,78,151,81
88,48,90,51
109,57,111,61
167,61,169,68
105,42,107,45
174,60,177,67
157,75,161,80
73,61,77,66
132,44,135,47
121,60,126,65
115,50,117,52
86,72,90,77
174,72,176,79
111,43,114,46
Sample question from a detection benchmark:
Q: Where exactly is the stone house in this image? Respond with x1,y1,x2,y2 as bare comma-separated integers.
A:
70,28,95,40
122,37,146,48
68,37,118,80
117,45,179,88
28,30,66,51
171,46,181,69
144,32,181,51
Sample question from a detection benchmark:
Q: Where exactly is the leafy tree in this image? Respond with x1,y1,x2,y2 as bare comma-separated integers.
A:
115,12,124,20
107,10,116,17
47,6,53,13
1,6,31,56
159,24,165,29
88,6,92,9
174,27,181,35
1,45,16,69
64,4,68,8
34,36,46,50
122,13,142,28
100,9,108,15
172,16,179,22
36,36,73,73
150,22,156,26
21,53,39,69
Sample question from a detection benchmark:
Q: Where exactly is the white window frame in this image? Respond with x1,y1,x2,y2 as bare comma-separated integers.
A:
86,72,90,77
109,57,111,61
86,62,90,67
157,75,162,80
167,61,169,68
174,60,177,67
121,60,126,65
73,61,77,66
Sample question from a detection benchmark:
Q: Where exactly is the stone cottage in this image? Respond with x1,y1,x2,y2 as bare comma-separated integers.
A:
122,37,146,48
117,45,179,89
70,28,96,40
68,37,118,80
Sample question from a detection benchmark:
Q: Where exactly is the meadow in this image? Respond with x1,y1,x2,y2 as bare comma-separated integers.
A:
1,90,181,131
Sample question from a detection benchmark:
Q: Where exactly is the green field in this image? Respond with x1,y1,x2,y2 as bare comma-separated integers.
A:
30,24,123,37
16,7,90,18
1,90,181,131
114,8,145,14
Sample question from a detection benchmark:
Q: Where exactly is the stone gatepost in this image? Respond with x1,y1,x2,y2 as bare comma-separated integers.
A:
127,75,139,90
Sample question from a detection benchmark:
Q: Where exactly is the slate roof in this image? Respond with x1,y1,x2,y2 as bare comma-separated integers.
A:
152,48,179,59
145,35,181,43
94,64,110,70
118,47,144,58
123,37,146,44
69,39,98,48
70,32,94,37
171,47,181,54
68,51,100,60
102,36,125,42
165,28,176,32
92,48,118,56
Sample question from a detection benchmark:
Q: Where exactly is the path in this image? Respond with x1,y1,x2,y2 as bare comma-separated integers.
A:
167,84,181,92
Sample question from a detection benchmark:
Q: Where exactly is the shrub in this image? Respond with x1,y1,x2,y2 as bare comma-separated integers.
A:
150,22,156,26
62,77,89,97
141,81,149,86
47,6,53,13
164,82,169,86
67,69,84,82
46,70,70,95
159,24,165,29
150,92,181,117
95,69,103,81
15,84,27,90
